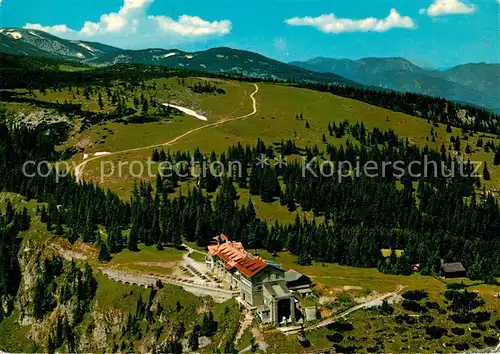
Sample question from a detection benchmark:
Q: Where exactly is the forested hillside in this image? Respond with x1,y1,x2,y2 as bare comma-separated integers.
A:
0,108,499,289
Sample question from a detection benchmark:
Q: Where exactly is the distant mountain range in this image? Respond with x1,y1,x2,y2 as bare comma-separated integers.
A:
0,28,355,87
1,27,498,111
291,57,500,112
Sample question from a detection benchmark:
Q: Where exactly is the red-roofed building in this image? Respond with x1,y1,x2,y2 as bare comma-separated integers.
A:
206,235,296,325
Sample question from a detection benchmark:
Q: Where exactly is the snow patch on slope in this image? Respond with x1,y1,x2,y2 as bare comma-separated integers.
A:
77,42,96,53
163,52,176,58
76,52,85,58
93,152,111,157
7,31,23,40
28,31,44,39
162,103,208,121
185,55,194,59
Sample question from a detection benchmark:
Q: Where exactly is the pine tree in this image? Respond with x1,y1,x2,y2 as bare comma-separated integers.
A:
246,199,256,220
83,213,98,243
250,334,257,352
494,149,500,166
142,97,149,114
175,322,186,341
20,207,30,230
483,161,491,180
287,194,296,212
297,251,312,266
151,215,161,245
55,221,64,236
200,311,217,337
188,325,199,350
40,206,49,223
98,242,111,262
172,228,182,248
151,149,160,162
55,314,64,348
63,316,74,351
5,200,14,222
159,149,167,162
128,224,139,251
106,227,117,253
47,334,55,354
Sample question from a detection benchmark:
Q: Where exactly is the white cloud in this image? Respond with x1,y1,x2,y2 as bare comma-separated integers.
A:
25,23,76,35
77,0,152,36
419,0,476,17
23,0,231,47
285,8,415,33
149,15,231,37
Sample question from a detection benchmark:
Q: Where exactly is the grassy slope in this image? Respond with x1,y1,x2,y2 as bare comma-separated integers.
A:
107,243,185,275
75,81,500,218
7,76,498,197
0,313,35,352
62,77,252,152
258,250,500,310
261,249,499,353
265,304,499,353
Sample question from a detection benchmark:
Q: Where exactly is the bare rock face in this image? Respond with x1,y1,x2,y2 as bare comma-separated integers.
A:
12,239,127,351
182,335,212,350
17,240,47,326
14,110,70,128
84,308,126,351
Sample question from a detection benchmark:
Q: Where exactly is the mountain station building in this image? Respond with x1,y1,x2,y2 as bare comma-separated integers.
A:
206,235,311,325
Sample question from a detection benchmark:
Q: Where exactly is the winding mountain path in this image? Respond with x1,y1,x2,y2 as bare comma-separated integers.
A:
280,284,405,335
75,83,259,182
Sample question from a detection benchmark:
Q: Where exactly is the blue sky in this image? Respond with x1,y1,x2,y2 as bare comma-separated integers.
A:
0,0,498,68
